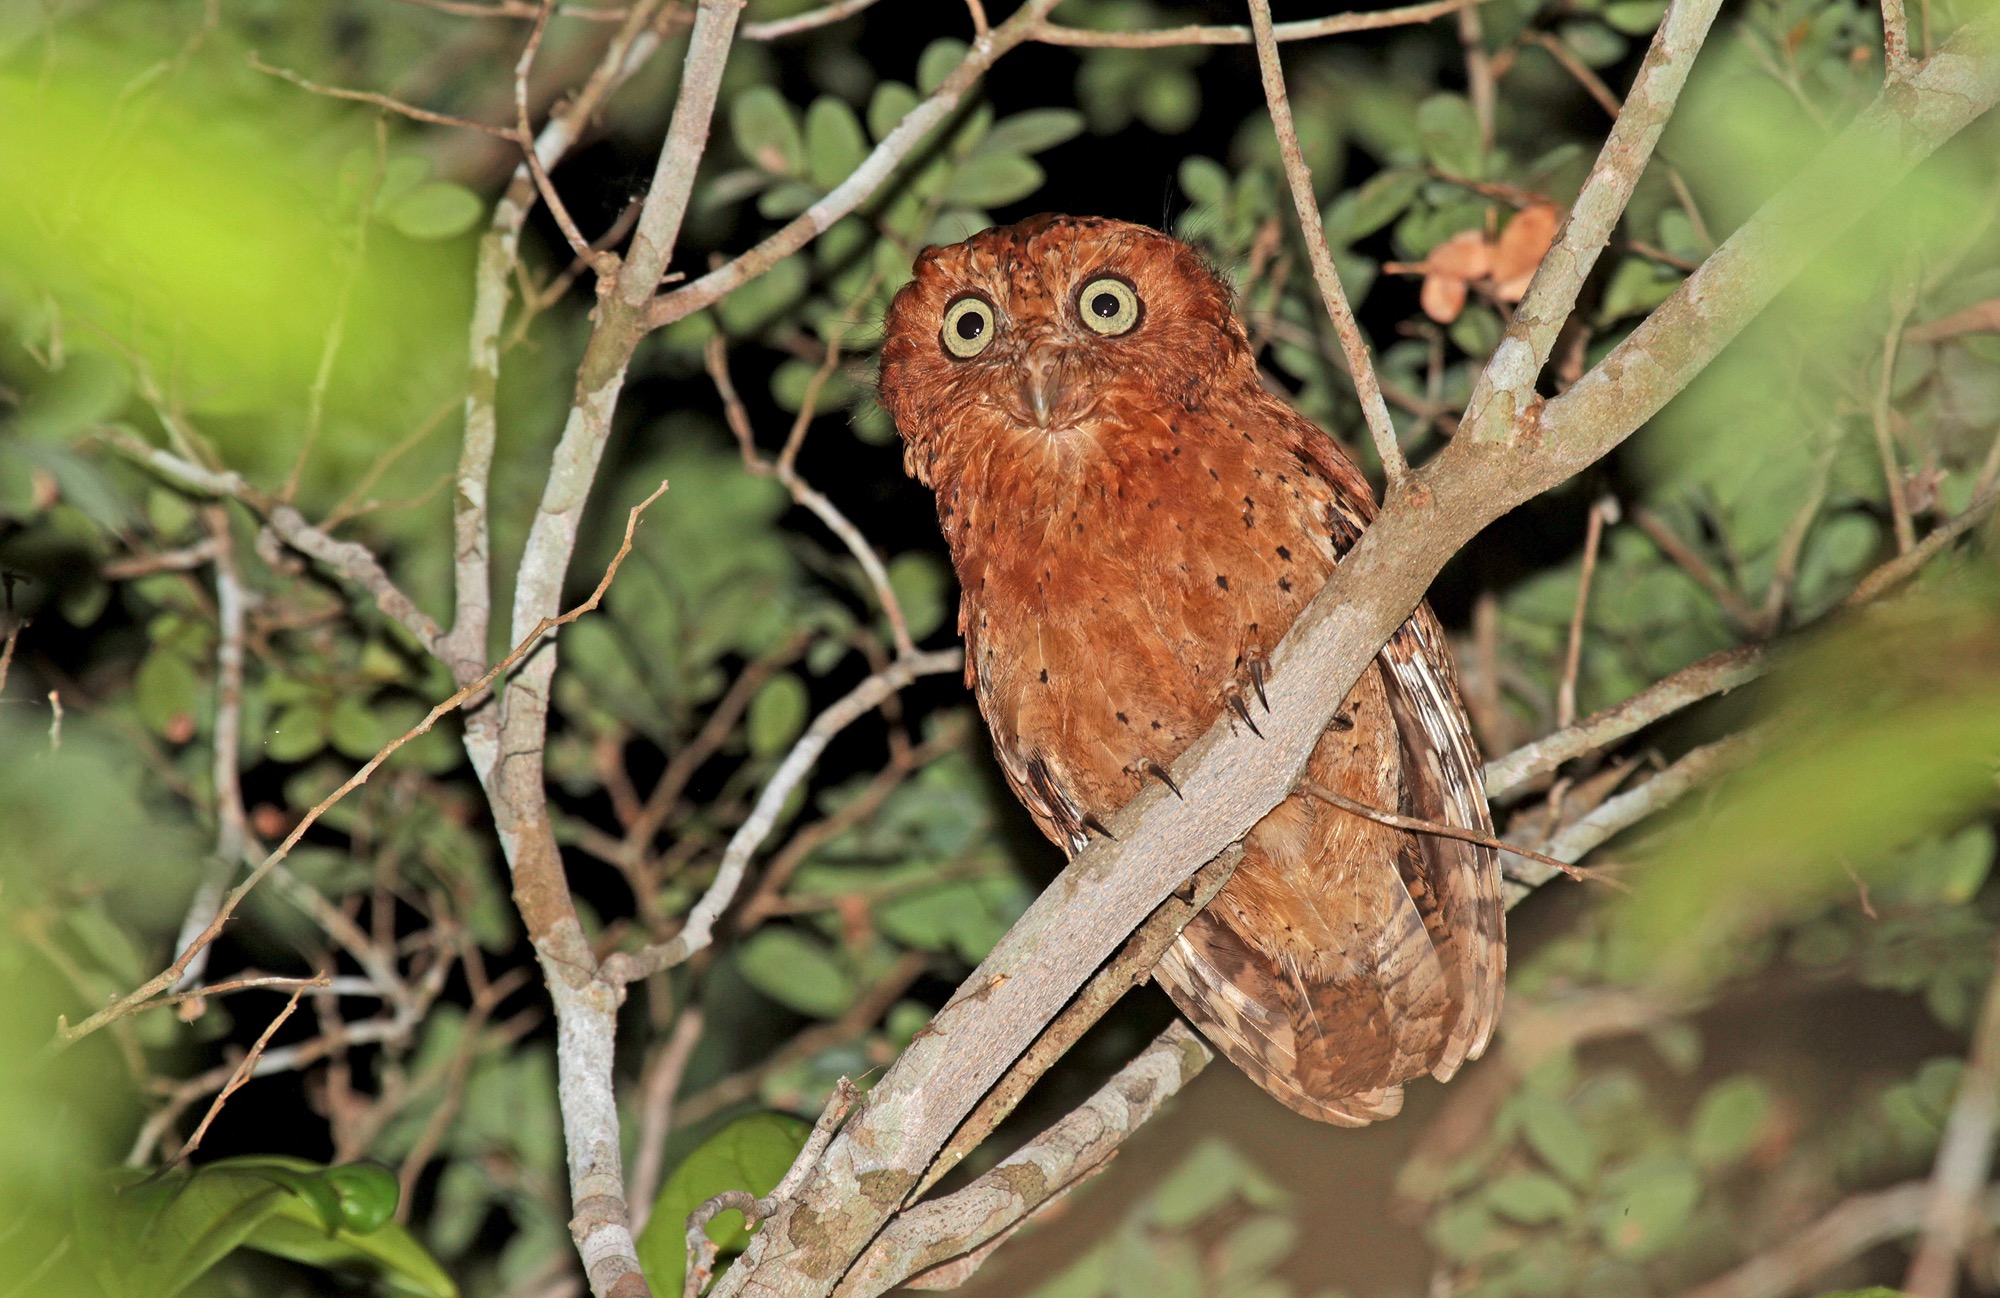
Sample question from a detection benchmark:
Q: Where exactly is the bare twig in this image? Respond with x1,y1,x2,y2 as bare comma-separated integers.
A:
1904,939,2000,1298
600,648,963,985
172,507,252,991
1484,644,1766,798
1884,0,1917,80
1462,0,1726,445
1032,0,1485,48
741,0,880,40
1302,780,1596,883
649,0,1066,327
55,482,668,1049
1680,1183,2000,1298
1248,0,1407,495
1908,297,2000,343
1520,732,1760,896
1558,496,1617,729
630,1006,707,1235
166,983,315,1167
248,51,517,136
1758,436,1839,634
705,336,918,657
1843,484,1998,607
684,1080,860,1298
1633,506,1761,631
1873,276,1922,554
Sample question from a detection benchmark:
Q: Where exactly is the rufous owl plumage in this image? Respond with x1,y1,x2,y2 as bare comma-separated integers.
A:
878,214,1503,1123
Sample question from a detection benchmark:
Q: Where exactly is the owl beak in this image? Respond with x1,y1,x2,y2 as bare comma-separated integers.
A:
1020,342,1068,428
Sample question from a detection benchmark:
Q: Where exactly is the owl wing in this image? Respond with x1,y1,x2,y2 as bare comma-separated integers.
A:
1291,422,1505,1083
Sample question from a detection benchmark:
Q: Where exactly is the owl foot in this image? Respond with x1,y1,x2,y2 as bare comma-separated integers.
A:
1226,688,1264,738
1081,812,1117,841
1135,757,1184,800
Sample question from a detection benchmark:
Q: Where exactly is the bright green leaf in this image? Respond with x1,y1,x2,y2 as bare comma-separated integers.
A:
635,1113,811,1292
386,181,482,240
748,673,810,757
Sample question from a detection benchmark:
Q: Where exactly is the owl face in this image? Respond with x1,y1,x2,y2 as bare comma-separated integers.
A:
879,215,1251,483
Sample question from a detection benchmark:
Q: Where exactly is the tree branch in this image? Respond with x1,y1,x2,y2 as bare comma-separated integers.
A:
1462,0,1726,445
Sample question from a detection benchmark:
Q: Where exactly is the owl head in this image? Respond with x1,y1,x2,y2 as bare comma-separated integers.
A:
878,214,1252,486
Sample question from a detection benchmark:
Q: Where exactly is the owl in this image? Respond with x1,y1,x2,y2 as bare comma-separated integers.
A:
877,214,1502,1124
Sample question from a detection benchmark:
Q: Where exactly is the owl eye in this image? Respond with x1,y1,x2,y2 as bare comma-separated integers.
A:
941,295,997,359
1076,277,1141,337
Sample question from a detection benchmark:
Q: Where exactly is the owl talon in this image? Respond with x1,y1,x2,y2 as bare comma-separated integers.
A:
1246,649,1269,712
1227,689,1264,738
1138,758,1184,800
1081,812,1117,841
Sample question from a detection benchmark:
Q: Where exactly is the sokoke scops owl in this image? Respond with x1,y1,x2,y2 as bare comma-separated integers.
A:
877,214,1503,1124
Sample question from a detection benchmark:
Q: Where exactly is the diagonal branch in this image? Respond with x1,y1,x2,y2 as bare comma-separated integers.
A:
1461,0,1726,445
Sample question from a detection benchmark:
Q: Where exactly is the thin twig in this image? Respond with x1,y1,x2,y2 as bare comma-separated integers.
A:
1679,1183,2000,1298
1904,939,2000,1297
1873,274,1922,554
1633,506,1762,631
1247,0,1408,495
248,51,518,136
706,336,917,656
1843,483,1998,607
1032,0,1484,47
166,984,313,1167
56,483,669,1048
741,0,880,40
1758,436,1839,634
1462,0,1726,445
1484,644,1766,798
1883,0,1917,80
601,648,962,985
630,1006,707,1235
1301,781,1596,883
1558,496,1617,729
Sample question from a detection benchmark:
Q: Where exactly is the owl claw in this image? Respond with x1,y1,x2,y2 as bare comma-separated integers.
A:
1081,812,1117,841
1138,758,1184,800
1247,651,1269,712
1227,689,1264,738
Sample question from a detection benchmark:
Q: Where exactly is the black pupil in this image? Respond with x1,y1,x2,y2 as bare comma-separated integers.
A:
1091,291,1120,318
954,310,985,340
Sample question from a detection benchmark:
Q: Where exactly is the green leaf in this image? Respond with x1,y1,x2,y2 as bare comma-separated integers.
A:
89,1169,286,1298
266,701,329,763
11,350,133,441
1594,1155,1700,1259
748,672,810,757
635,1113,811,1293
235,1161,453,1298
135,648,201,738
1518,1093,1599,1187
917,39,968,95
737,927,858,1018
1691,1076,1774,1168
1559,19,1628,66
1179,156,1230,209
1486,1171,1578,1224
1215,1214,1297,1283
1416,94,1482,176
978,108,1086,158
886,551,949,640
386,181,482,240
1341,169,1425,242
732,86,805,176
867,81,921,142
718,255,808,335
805,97,870,191
327,694,385,760
1603,0,1668,33
945,153,1044,208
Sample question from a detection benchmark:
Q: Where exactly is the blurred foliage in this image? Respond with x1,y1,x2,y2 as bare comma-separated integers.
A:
0,0,1994,1295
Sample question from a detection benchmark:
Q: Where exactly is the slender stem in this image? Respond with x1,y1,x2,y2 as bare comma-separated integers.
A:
1247,0,1408,494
